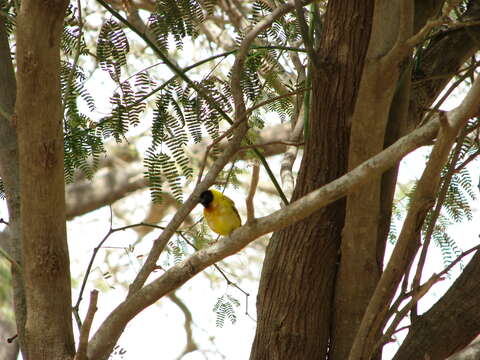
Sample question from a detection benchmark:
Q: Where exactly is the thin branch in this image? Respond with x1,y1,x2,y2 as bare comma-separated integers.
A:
294,0,317,68
454,148,480,172
62,0,84,116
374,275,439,355
195,119,245,188
0,103,11,121
239,140,304,151
124,1,303,299
0,245,22,273
379,244,480,355
196,88,309,186
410,125,468,320
74,290,99,360
349,74,480,360
87,94,448,360
97,0,289,205
280,104,305,200
175,231,250,298
169,292,198,359
248,87,312,115
246,161,260,223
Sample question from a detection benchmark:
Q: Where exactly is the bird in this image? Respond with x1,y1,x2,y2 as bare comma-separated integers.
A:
199,189,242,236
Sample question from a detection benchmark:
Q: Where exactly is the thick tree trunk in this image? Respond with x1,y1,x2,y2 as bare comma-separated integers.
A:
15,1,75,359
249,2,373,359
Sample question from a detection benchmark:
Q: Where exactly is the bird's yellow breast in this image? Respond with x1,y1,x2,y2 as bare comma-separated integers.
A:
203,196,241,236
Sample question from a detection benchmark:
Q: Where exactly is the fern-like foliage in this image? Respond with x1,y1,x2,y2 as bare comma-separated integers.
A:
60,60,105,182
213,294,240,327
61,26,89,57
251,1,301,44
148,0,205,50
97,19,129,82
0,0,17,35
144,75,234,203
443,168,474,222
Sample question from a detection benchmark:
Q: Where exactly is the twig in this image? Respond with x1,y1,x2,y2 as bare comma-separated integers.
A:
169,292,198,359
294,0,318,68
454,148,480,173
280,102,305,200
382,242,480,353
87,91,451,360
248,87,312,115
73,220,170,321
176,231,250,298
196,87,310,187
0,245,22,273
246,161,260,223
0,103,11,121
7,334,17,343
374,275,439,355
239,140,304,151
195,119,245,187
62,0,84,116
74,290,99,360
349,74,480,360
410,126,468,320
0,218,8,225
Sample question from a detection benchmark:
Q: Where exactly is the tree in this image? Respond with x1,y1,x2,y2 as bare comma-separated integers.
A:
0,1,479,359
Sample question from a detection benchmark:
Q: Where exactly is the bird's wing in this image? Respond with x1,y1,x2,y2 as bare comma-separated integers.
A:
224,196,241,224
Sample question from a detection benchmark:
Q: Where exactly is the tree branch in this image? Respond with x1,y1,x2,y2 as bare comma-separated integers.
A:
74,290,99,360
246,161,260,223
349,74,480,360
87,86,450,360
125,0,298,299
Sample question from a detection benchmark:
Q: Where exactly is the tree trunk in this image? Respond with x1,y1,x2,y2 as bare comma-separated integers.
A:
249,2,373,359
0,14,26,359
15,1,75,358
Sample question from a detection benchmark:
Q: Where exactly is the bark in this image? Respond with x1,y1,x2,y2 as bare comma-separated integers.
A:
332,1,409,357
447,337,480,360
332,1,446,357
250,1,373,359
85,102,445,360
0,15,25,358
15,1,75,359
394,252,480,360
350,71,480,360
64,122,292,219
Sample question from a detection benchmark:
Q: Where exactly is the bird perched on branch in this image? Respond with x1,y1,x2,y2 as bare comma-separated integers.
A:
199,189,242,236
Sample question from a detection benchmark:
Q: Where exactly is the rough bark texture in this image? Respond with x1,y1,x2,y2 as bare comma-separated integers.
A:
249,2,373,359
15,1,75,359
394,252,480,360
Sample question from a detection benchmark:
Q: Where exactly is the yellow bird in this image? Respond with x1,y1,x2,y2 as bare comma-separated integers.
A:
199,189,242,236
